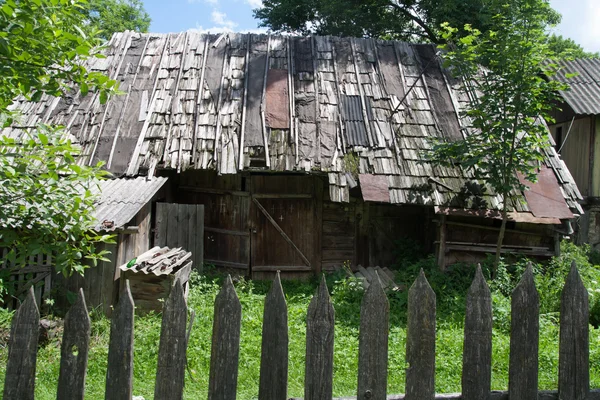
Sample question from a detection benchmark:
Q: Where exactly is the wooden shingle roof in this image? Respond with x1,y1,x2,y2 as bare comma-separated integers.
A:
3,31,583,217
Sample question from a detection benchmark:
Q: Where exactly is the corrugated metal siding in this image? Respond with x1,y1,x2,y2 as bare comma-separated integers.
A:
555,59,600,115
92,177,168,231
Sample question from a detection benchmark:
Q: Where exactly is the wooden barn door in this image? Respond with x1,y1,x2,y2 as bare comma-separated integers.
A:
154,203,205,269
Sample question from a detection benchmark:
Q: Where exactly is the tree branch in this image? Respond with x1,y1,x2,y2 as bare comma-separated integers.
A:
387,1,439,43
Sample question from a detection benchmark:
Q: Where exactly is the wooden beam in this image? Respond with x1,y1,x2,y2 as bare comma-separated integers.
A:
437,214,447,269
252,197,311,267
205,227,250,237
238,34,252,171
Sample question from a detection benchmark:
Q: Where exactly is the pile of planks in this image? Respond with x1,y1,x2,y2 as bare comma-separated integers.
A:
351,265,403,291
119,246,192,276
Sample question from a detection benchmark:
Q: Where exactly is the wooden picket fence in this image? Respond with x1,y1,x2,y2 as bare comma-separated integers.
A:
2,262,598,400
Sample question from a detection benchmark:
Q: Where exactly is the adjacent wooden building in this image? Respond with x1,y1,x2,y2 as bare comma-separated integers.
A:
548,58,600,248
3,31,583,277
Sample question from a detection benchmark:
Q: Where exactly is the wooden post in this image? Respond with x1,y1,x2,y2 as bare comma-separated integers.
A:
508,263,539,400
305,275,335,400
462,265,492,400
559,261,590,400
405,269,436,400
357,272,389,400
259,272,289,400
437,215,447,269
105,281,135,400
154,279,188,400
208,275,242,400
57,289,91,400
3,287,39,400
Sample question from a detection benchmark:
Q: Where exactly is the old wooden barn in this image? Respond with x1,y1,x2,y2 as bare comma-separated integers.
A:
3,31,583,278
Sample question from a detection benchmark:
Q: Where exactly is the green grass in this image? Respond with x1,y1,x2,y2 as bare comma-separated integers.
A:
1,242,600,399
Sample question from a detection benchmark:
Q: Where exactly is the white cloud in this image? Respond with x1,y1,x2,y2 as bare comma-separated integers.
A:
211,10,238,30
189,25,269,34
245,0,263,8
549,0,600,53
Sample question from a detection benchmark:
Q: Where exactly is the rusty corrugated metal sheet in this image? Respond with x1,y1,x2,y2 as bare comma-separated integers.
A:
91,177,168,231
359,174,390,203
518,166,574,220
265,69,290,129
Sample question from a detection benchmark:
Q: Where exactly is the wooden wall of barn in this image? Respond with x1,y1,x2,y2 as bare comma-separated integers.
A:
550,116,593,197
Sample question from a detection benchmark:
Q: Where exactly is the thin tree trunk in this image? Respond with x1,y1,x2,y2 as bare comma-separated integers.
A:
494,197,508,276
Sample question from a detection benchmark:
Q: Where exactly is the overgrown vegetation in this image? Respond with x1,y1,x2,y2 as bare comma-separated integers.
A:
0,242,599,398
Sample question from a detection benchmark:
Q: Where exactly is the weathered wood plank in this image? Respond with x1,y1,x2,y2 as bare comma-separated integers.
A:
195,204,205,271
305,275,335,400
462,264,492,400
559,261,589,400
405,269,436,400
105,281,135,400
3,287,39,400
154,279,188,400
259,272,289,400
357,272,389,400
155,202,167,247
57,289,91,400
208,275,242,400
508,263,539,400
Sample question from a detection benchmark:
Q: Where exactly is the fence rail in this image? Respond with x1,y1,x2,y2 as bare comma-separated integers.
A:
2,262,596,399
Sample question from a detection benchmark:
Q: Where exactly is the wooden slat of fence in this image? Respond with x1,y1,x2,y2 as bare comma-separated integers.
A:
208,275,242,400
3,287,39,400
105,280,135,400
57,288,91,400
259,271,289,400
154,279,188,400
462,264,492,400
559,261,590,400
305,275,334,400
358,272,389,400
508,263,539,400
405,269,436,400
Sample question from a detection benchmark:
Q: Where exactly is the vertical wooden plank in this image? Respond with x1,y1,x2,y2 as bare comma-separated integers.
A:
105,281,135,400
405,269,436,400
313,177,324,274
437,215,447,268
155,202,168,247
208,275,242,400
258,272,289,400
154,280,188,400
3,287,39,400
357,272,389,400
305,275,334,400
178,203,190,253
195,204,205,271
462,265,492,400
101,242,118,316
57,289,91,400
508,263,539,400
559,261,590,400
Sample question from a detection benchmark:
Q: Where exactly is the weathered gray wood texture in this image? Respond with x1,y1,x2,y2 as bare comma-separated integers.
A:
208,275,242,400
357,272,389,400
57,289,91,400
3,287,40,400
508,264,539,400
462,265,492,400
259,272,289,400
405,269,436,400
559,262,589,400
305,276,335,400
105,281,135,400
154,280,188,400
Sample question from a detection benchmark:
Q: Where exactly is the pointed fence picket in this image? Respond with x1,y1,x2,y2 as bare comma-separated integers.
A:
2,263,597,399
259,272,289,400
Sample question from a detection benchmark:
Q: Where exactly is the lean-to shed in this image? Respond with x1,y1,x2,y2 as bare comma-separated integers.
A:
3,31,583,275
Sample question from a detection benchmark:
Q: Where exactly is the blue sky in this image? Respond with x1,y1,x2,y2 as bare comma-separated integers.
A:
143,0,600,53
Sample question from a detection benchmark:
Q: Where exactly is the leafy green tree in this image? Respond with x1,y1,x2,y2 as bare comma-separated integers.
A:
0,0,119,293
428,0,567,268
84,0,151,40
254,0,560,43
547,34,599,59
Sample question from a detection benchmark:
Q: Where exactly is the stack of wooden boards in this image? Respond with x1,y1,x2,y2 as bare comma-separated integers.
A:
119,246,192,276
119,246,193,313
352,265,402,291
